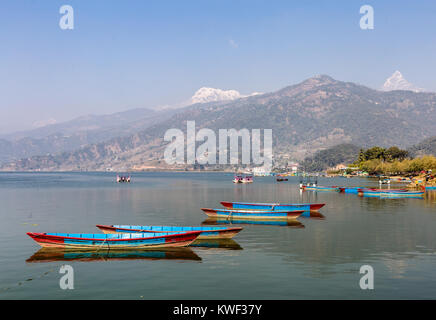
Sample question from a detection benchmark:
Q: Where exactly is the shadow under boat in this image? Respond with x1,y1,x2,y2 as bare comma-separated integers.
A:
202,217,305,228
190,238,242,250
26,247,201,263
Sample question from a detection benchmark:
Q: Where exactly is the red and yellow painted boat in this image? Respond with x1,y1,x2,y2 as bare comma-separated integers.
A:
201,208,303,220
96,224,242,239
27,231,202,249
220,201,325,212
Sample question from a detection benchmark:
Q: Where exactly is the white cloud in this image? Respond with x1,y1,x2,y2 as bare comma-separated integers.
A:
229,39,238,48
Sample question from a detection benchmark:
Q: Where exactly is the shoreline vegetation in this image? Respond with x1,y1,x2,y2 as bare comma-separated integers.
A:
325,146,436,187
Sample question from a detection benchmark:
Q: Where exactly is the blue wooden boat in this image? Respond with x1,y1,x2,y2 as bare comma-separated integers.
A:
220,201,325,212
201,208,303,219
27,231,201,249
358,190,424,198
338,187,362,194
423,186,436,191
96,224,242,239
302,185,340,191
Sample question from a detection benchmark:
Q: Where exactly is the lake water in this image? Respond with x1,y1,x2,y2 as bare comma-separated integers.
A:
0,172,435,299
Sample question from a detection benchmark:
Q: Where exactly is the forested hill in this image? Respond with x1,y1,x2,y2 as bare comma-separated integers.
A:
408,136,436,157
300,144,361,172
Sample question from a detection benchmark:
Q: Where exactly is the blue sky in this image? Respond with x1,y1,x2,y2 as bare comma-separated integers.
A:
1,0,435,133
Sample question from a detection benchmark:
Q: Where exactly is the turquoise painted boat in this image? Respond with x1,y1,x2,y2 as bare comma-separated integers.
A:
220,201,325,212
27,231,201,249
338,187,362,194
358,190,424,198
302,185,340,191
201,208,303,219
424,186,436,191
96,224,242,239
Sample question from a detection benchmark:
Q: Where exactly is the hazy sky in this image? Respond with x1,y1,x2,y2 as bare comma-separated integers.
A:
1,0,435,134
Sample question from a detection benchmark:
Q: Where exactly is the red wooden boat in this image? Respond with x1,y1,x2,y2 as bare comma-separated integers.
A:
27,231,202,249
220,201,325,212
96,224,243,239
201,208,303,220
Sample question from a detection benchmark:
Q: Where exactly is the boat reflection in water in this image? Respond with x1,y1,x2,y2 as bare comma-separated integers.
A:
300,211,326,220
202,217,305,228
191,239,242,250
26,247,201,263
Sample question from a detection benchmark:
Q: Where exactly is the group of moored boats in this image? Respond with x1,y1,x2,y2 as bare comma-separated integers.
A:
27,201,326,250
27,224,242,250
301,184,427,198
201,201,324,220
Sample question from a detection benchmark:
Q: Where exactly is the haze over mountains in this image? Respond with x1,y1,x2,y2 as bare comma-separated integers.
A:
1,74,435,171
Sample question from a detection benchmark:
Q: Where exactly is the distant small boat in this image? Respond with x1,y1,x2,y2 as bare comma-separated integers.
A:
276,178,288,182
233,175,243,183
117,175,131,183
302,185,340,191
241,175,253,183
201,208,303,220
220,201,325,212
27,231,201,249
96,224,242,239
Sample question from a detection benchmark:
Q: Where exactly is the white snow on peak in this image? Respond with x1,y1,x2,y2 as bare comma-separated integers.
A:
190,87,261,104
382,71,424,92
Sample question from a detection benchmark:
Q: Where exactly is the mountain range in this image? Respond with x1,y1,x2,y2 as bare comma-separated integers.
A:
1,74,435,171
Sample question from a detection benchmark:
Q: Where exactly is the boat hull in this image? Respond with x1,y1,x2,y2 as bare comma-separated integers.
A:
220,201,325,212
358,190,424,198
201,208,302,220
302,186,339,191
96,225,242,240
27,231,201,249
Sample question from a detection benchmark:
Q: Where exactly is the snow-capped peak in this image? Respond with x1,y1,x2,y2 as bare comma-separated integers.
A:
190,87,262,104
382,71,424,92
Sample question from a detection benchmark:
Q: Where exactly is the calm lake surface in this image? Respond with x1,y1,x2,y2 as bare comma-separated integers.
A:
0,172,435,299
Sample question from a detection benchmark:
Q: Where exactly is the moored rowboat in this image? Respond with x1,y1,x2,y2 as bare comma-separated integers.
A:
201,208,303,220
358,190,424,197
220,201,325,212
27,231,202,249
422,186,436,191
96,224,243,239
302,185,340,191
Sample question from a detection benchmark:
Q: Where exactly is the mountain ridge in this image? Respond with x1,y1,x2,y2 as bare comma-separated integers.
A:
2,75,435,171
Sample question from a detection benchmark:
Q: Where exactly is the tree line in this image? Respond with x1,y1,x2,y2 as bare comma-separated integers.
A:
354,146,436,175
